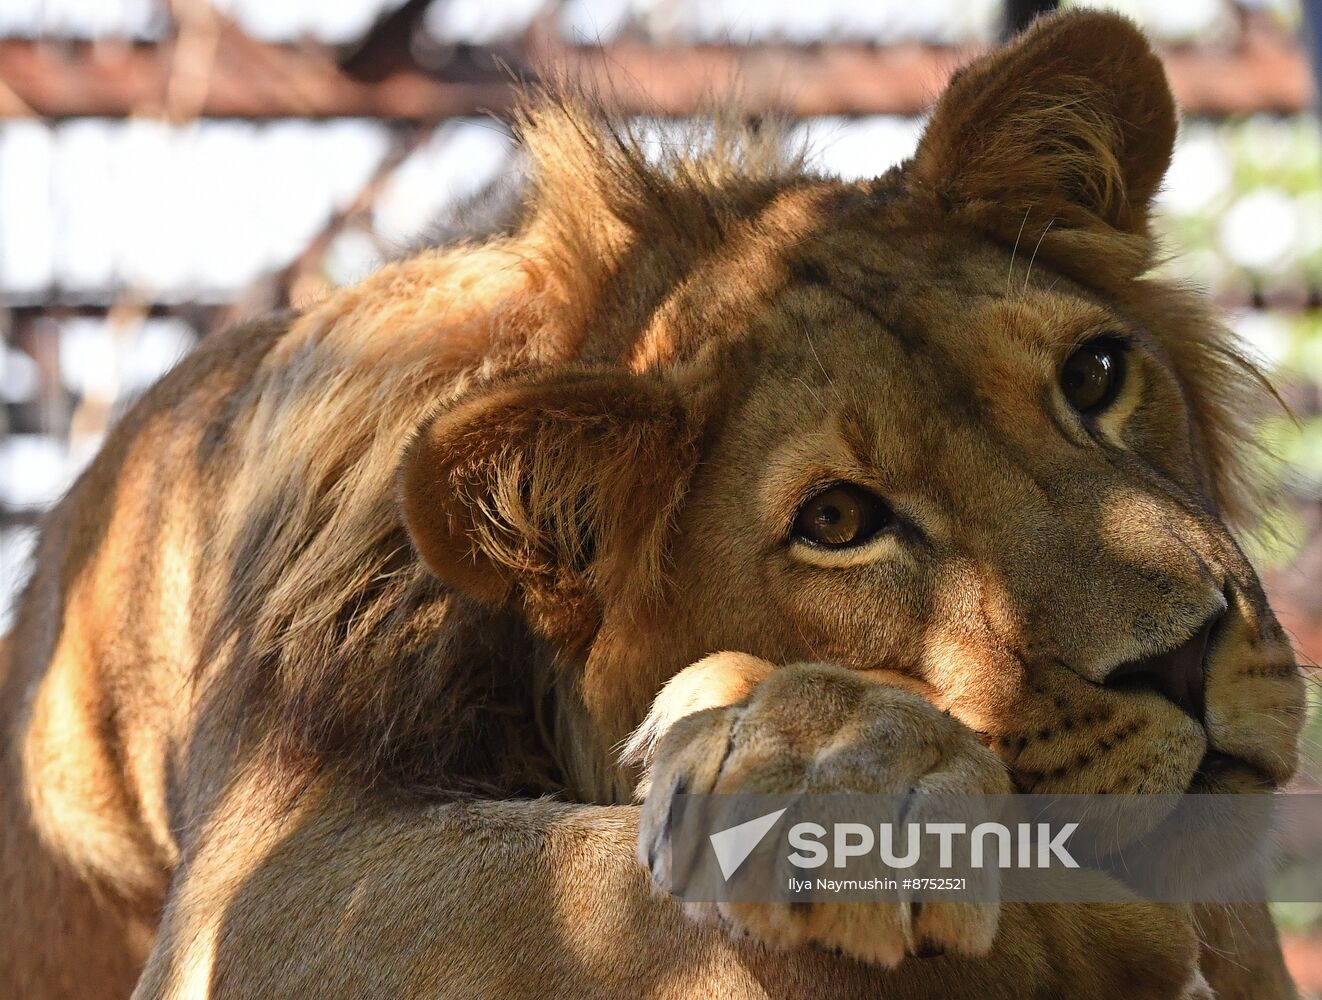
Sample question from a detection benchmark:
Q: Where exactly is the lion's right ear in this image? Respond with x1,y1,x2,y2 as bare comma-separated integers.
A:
399,369,693,642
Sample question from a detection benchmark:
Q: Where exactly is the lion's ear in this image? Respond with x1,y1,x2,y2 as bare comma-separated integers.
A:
909,10,1175,242
399,369,693,642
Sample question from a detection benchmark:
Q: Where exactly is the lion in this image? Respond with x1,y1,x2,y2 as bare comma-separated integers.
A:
0,10,1305,999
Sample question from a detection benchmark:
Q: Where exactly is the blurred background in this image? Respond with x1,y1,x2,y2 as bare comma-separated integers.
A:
1,0,1321,985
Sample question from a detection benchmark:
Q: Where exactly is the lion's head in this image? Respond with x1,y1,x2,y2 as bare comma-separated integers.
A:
399,11,1304,803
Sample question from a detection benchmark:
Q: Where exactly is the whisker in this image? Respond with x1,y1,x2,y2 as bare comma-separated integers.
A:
793,376,826,410
1023,218,1056,293
804,329,844,404
1007,206,1032,297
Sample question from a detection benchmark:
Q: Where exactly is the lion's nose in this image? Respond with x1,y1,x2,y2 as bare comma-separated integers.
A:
1102,612,1223,721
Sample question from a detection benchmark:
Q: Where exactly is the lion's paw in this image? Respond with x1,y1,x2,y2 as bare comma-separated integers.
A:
635,661,1011,966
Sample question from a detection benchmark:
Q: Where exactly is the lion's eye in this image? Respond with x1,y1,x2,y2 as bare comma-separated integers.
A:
791,484,893,548
1060,336,1127,417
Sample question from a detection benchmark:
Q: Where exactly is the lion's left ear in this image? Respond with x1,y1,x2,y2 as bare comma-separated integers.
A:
399,369,693,644
909,10,1175,246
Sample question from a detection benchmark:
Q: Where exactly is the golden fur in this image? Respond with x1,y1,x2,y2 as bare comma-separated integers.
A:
0,11,1304,998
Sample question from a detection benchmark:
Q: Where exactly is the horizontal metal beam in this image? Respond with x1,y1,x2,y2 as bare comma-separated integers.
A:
0,32,514,121
0,22,1312,122
548,29,1313,117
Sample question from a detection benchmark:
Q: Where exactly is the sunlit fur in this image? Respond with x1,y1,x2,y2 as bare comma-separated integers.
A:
0,11,1303,998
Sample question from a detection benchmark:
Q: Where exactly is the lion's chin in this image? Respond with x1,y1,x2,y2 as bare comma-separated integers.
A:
1187,750,1278,794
